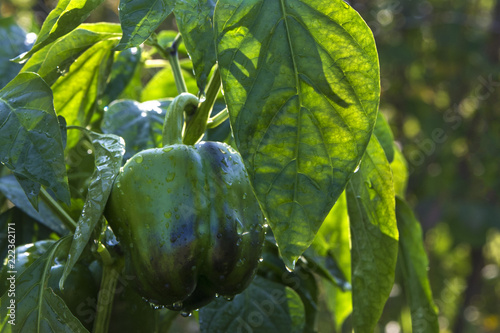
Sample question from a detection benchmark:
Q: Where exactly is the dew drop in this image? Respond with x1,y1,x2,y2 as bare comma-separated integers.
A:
135,155,144,163
223,295,234,301
171,301,183,310
166,172,176,182
180,311,192,317
163,147,173,153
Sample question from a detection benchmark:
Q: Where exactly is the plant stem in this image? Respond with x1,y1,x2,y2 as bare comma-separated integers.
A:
39,187,77,232
93,256,122,333
206,108,229,129
162,93,199,146
151,33,188,94
183,66,222,145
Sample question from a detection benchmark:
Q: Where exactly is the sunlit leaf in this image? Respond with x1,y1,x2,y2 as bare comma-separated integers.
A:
174,0,217,93
16,0,106,62
141,62,198,101
21,23,121,86
396,197,439,333
215,0,380,268
311,191,352,329
51,39,117,149
373,112,394,163
391,144,408,198
346,135,398,332
117,0,176,50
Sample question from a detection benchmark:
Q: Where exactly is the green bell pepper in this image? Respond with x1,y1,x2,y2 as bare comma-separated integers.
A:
104,141,266,312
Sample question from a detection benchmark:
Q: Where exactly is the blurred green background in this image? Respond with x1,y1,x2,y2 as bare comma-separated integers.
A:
1,0,499,332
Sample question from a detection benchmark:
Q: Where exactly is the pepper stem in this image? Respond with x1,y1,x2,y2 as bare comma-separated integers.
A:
148,33,187,95
183,66,221,145
162,93,199,146
167,34,188,95
206,108,229,129
92,252,123,333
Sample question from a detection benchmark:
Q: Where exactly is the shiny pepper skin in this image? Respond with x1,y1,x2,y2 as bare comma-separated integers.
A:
104,141,266,312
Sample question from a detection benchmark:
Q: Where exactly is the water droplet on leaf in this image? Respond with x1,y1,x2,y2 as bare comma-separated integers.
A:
180,311,192,317
171,301,183,310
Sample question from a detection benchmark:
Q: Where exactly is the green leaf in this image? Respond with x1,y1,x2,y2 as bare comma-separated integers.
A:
0,237,88,333
259,238,319,330
311,191,352,329
0,18,34,89
16,0,106,62
51,39,117,149
0,175,69,235
101,47,142,106
101,99,172,160
174,0,217,93
214,0,380,269
0,72,70,207
290,263,319,331
141,62,198,101
60,131,125,289
199,275,305,333
396,197,439,333
346,135,398,332
21,23,121,86
373,112,394,163
117,0,176,50
391,145,408,198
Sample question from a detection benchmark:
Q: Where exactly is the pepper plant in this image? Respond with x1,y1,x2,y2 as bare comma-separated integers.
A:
0,0,439,332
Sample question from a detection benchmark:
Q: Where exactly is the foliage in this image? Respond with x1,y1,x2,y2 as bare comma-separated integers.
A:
0,0,468,332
